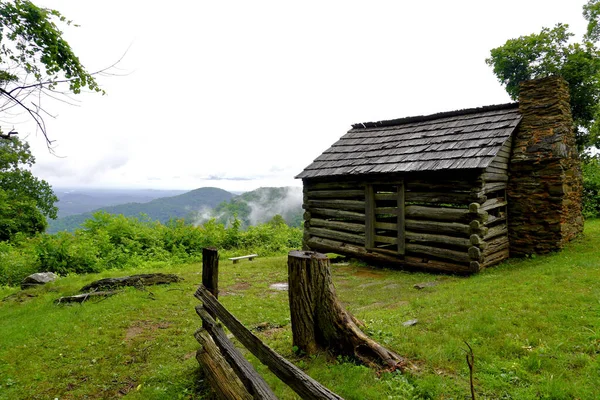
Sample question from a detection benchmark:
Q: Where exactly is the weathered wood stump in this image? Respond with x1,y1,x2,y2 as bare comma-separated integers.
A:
288,250,408,369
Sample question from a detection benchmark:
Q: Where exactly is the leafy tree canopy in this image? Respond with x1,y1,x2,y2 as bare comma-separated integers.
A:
486,0,600,150
0,0,103,145
0,135,57,240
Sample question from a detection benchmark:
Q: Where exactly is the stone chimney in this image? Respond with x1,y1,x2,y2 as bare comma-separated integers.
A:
507,76,583,256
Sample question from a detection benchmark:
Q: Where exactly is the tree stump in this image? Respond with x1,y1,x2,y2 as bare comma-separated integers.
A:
287,250,408,369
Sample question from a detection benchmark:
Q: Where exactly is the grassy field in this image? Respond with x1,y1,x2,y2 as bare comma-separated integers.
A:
1,221,599,399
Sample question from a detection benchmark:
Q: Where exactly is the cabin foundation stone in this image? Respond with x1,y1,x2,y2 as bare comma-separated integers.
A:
507,76,583,256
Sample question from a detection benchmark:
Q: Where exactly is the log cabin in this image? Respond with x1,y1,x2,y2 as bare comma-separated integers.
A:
296,76,583,273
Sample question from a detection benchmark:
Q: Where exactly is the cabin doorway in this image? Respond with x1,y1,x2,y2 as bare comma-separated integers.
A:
365,183,405,256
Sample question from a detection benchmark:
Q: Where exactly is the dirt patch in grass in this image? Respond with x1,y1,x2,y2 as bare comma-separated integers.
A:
354,269,385,279
386,301,409,309
125,320,171,342
230,281,251,291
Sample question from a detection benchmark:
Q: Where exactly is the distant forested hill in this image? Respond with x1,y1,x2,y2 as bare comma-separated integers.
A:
201,187,303,228
48,187,234,233
54,188,188,218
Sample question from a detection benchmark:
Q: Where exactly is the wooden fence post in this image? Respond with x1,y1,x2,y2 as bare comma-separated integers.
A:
202,247,219,323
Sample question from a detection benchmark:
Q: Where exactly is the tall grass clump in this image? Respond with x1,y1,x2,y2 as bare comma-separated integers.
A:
0,211,302,286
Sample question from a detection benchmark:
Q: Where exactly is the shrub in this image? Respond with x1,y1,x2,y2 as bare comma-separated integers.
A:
582,155,600,218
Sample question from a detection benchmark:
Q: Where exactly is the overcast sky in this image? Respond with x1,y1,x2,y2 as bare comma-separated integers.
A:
15,1,589,191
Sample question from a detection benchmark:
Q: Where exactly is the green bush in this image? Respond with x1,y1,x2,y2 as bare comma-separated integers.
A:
0,240,38,286
583,155,600,218
35,232,101,275
0,211,303,286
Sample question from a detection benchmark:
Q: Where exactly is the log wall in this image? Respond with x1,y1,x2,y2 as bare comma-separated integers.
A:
302,169,510,273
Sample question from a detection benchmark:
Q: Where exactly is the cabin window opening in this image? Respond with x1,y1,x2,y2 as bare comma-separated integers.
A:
365,183,405,255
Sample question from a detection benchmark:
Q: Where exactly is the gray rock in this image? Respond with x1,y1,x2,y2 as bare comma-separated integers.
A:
413,281,438,290
402,319,418,327
21,272,59,289
269,282,288,291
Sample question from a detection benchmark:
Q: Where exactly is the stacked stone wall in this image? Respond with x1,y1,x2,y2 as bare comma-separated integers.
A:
507,76,584,256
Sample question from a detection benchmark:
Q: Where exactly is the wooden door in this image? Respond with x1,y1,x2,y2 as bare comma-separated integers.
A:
365,182,405,255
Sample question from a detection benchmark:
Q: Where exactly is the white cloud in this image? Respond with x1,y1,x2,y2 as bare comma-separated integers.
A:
15,0,590,190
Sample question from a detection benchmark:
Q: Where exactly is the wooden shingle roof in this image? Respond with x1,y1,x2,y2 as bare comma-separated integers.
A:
296,103,521,179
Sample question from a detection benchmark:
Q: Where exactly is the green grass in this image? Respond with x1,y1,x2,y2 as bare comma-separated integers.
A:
1,221,600,399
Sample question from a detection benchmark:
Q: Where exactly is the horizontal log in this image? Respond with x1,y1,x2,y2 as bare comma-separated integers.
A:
485,215,507,226
405,191,486,205
468,220,489,236
375,221,398,231
307,199,365,211
484,166,508,175
374,235,398,245
483,235,509,256
305,181,363,191
406,243,471,263
405,179,481,192
309,208,366,222
483,172,509,182
484,224,508,240
306,237,473,273
306,190,365,199
481,198,507,211
308,227,365,245
482,249,510,268
497,148,511,158
195,328,253,400
405,219,471,236
406,205,488,223
489,159,509,170
405,231,471,249
310,218,365,233
403,256,474,274
483,182,507,194
80,273,182,292
374,193,396,201
195,286,343,400
55,290,120,304
375,207,399,215
195,307,278,399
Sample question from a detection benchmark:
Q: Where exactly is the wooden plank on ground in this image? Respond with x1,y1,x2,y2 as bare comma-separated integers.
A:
194,286,344,400
195,307,278,399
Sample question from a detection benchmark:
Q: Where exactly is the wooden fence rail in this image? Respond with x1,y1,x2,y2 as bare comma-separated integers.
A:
194,248,343,400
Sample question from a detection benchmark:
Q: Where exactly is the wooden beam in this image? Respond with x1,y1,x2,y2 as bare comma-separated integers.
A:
374,235,398,245
309,208,366,222
407,243,471,263
305,181,363,191
365,185,375,248
481,198,508,211
194,286,343,400
308,227,365,245
397,182,405,255
406,205,488,223
405,231,472,249
195,308,278,400
307,199,365,211
405,219,471,236
195,328,253,400
306,190,365,199
310,218,365,233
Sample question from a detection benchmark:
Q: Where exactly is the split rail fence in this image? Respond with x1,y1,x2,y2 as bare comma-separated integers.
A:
193,247,343,399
